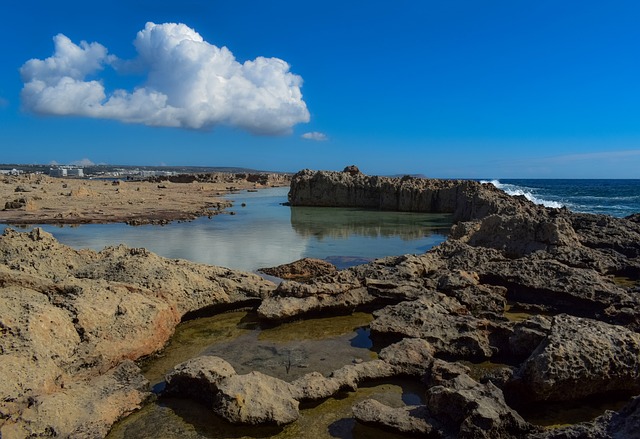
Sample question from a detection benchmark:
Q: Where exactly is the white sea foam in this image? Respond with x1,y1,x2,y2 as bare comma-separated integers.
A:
481,180,564,209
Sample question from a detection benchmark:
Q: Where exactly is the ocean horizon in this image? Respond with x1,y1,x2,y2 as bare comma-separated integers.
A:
481,178,640,218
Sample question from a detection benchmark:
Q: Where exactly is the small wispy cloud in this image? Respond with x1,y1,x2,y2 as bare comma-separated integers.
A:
20,22,310,135
301,131,328,141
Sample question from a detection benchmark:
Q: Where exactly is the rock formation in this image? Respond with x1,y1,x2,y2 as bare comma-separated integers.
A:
2,167,640,438
0,227,275,437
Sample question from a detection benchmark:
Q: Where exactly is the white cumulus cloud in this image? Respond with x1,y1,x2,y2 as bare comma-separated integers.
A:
20,22,310,135
301,131,328,141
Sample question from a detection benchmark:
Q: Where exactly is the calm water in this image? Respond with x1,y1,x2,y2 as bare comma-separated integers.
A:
14,187,451,271
484,179,640,217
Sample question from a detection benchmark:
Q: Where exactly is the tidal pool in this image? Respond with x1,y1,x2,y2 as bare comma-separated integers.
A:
26,187,452,272
110,311,423,439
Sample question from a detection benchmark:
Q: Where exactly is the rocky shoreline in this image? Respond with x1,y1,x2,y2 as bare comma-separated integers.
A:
0,172,290,226
1,167,639,438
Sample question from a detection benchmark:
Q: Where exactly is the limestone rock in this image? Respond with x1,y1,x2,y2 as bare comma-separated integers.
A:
511,314,640,402
259,257,337,282
164,356,236,403
1,360,149,439
353,400,433,436
0,227,276,436
378,338,436,377
288,169,532,222
214,371,299,425
528,395,640,439
371,296,495,360
425,374,532,438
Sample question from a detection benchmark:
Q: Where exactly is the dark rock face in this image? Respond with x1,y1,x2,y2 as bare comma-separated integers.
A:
288,168,536,221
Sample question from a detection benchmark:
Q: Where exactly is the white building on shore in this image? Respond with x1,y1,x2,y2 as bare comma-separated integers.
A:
49,168,84,178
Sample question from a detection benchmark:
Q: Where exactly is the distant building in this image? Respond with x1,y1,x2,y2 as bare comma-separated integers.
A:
49,168,67,177
49,168,84,178
67,168,84,177
0,169,20,175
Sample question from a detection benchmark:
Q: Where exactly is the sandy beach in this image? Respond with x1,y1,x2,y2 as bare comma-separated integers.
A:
0,173,289,226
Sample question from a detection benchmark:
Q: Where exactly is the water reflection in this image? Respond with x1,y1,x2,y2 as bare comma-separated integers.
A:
290,206,451,240
7,187,452,272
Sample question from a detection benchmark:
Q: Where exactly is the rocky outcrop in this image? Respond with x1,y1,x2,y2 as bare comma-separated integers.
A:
3,167,640,437
163,354,397,426
288,168,535,221
1,361,149,439
0,227,275,437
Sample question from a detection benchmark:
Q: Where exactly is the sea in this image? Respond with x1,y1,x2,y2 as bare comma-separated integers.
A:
482,179,640,218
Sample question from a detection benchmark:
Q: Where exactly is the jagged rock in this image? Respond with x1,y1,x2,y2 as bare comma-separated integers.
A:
510,314,640,402
370,296,495,360
164,356,236,403
259,257,337,282
507,316,551,362
355,370,533,439
353,400,433,436
426,373,533,438
288,169,534,221
163,354,398,426
343,165,362,175
377,338,436,377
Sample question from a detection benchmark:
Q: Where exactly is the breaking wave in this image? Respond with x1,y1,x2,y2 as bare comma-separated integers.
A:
481,180,564,209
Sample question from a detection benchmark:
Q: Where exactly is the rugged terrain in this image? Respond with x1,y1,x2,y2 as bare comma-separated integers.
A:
1,167,640,438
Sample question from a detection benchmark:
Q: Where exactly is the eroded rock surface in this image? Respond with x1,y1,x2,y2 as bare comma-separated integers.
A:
3,168,640,438
510,314,640,402
259,258,337,282
0,227,275,437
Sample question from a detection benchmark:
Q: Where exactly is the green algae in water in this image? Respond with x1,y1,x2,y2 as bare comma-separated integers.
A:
107,380,423,439
140,311,253,387
503,303,554,322
202,313,376,381
119,311,421,438
258,312,374,343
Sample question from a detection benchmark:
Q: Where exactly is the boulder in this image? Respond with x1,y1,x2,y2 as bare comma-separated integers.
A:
370,296,495,360
259,257,337,282
511,314,640,402
214,371,299,425
353,400,433,436
425,373,533,438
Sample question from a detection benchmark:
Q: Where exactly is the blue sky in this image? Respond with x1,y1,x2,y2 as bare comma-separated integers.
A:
2,1,640,178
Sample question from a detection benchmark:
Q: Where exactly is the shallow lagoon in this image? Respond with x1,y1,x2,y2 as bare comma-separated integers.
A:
33,187,452,271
